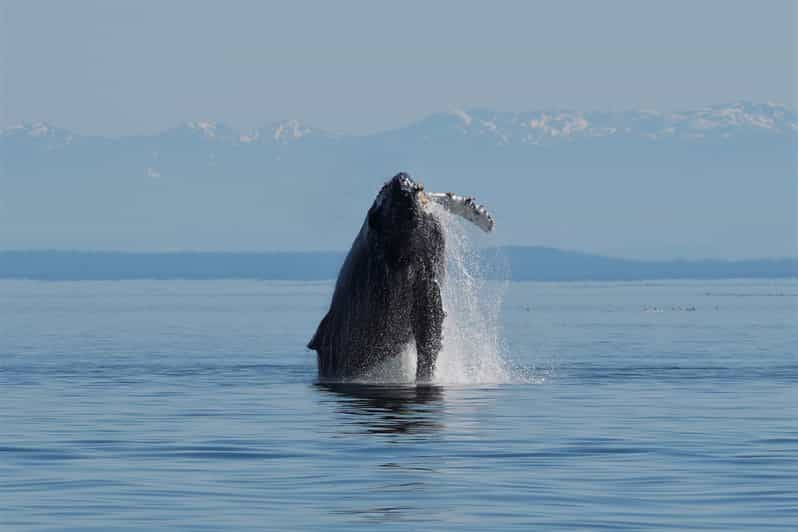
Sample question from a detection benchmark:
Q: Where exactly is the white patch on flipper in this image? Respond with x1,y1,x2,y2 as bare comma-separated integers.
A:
427,192,495,233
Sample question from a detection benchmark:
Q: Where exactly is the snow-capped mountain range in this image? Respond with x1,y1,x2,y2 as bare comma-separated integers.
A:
158,119,334,145
3,101,795,151
439,101,796,143
3,101,795,258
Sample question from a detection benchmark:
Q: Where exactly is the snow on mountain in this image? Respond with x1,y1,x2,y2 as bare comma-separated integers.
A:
269,119,316,143
439,101,796,145
166,121,240,143
241,119,343,145
2,102,794,151
184,121,230,139
1,122,78,149
156,119,335,145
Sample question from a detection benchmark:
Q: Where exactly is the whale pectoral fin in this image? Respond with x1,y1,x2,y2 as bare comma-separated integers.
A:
414,279,444,382
308,312,330,351
427,192,495,233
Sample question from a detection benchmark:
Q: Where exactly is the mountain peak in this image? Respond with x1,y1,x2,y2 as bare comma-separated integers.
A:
177,121,237,140
4,121,72,138
422,102,797,144
271,119,315,142
3,101,795,146
1,122,78,150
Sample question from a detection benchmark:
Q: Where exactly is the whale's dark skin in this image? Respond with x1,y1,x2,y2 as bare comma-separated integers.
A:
308,173,445,382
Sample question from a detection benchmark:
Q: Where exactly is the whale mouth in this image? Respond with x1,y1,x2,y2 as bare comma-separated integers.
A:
426,191,495,233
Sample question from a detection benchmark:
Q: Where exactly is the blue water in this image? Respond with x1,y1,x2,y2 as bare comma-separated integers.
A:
1,279,796,530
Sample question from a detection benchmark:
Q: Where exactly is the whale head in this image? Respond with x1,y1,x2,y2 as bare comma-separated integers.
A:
368,173,429,232
366,172,438,266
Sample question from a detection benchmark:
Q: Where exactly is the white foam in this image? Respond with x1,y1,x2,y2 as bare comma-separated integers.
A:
430,204,516,384
358,340,417,384
358,204,533,385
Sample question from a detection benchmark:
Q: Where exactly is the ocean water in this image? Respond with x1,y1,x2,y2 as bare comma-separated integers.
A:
1,278,796,531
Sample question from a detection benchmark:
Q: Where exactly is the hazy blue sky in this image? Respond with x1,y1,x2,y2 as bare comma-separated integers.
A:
3,0,796,136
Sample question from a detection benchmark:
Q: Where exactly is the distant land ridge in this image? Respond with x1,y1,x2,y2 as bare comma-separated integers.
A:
1,248,795,281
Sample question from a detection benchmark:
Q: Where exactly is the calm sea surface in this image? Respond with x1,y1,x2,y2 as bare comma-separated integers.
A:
1,279,796,531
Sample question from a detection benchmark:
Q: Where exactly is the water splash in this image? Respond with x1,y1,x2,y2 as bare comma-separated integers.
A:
360,340,417,383
361,204,528,385
430,204,516,384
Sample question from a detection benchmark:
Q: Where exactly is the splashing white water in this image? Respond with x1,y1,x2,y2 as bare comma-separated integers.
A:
362,204,521,384
431,204,514,384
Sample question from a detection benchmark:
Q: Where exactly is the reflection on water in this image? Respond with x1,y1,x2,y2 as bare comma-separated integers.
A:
316,383,445,435
315,383,446,525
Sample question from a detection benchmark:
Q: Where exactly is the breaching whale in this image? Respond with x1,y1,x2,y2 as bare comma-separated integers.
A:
308,172,494,381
